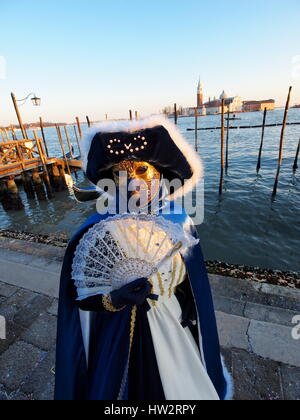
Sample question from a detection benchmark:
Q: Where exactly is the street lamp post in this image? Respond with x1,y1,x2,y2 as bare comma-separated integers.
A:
11,92,41,140
11,93,27,139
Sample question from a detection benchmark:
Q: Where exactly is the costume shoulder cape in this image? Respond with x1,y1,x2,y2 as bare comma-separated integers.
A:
55,210,232,400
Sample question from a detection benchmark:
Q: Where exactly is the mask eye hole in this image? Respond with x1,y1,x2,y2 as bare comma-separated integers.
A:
135,165,148,176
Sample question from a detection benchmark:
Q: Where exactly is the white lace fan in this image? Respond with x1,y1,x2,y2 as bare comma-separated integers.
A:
72,214,198,301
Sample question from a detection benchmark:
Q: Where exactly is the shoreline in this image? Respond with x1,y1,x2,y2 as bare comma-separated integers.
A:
0,228,299,290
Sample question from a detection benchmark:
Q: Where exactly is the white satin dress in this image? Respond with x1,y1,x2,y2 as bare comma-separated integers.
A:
146,253,219,401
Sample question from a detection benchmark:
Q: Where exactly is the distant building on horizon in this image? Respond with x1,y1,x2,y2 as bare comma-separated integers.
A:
204,90,242,115
183,81,242,116
178,80,275,117
242,99,275,112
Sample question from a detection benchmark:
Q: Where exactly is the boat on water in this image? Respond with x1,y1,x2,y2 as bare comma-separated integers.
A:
226,114,241,121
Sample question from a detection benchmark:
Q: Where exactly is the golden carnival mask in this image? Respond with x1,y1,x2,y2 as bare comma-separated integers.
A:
112,161,161,206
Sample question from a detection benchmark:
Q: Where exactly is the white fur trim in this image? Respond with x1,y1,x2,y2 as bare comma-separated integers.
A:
80,116,203,200
221,355,234,401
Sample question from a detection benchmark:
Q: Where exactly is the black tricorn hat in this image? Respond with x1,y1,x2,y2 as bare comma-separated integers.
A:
81,117,203,200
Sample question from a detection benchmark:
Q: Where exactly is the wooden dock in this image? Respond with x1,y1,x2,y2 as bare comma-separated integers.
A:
0,136,82,211
0,156,81,178
0,138,81,177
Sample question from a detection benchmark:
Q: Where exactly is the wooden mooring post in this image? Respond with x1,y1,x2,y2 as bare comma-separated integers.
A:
86,116,91,128
21,172,35,200
129,110,133,121
272,86,292,198
76,117,82,139
10,126,17,141
293,138,300,171
32,169,47,201
225,108,230,171
50,162,67,192
0,179,14,211
33,130,54,199
73,125,81,157
64,125,74,159
4,129,10,141
39,117,49,157
0,129,7,142
0,180,9,210
174,103,178,125
219,99,225,195
194,108,198,151
0,177,24,211
56,125,71,176
256,108,267,173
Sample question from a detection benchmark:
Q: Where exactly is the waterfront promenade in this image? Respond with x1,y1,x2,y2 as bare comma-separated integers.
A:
0,236,299,400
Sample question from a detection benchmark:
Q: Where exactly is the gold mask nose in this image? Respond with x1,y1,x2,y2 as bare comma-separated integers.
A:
112,161,161,205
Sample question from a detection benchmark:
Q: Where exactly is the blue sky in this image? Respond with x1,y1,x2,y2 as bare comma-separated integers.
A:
1,0,300,125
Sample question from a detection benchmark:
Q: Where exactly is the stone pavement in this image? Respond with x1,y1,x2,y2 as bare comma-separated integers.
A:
0,236,299,400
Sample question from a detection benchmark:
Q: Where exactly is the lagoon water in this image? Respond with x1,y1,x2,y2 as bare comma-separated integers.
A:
0,109,299,271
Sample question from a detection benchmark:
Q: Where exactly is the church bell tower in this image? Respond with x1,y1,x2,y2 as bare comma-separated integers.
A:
197,78,203,108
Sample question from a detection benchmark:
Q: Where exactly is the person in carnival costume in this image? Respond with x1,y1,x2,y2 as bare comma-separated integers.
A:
55,117,233,401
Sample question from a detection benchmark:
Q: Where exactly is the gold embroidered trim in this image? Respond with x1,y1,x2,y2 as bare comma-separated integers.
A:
156,272,165,296
129,305,137,349
102,294,126,312
118,305,137,400
168,258,178,298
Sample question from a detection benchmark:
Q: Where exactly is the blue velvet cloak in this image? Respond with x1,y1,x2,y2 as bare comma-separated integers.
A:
54,210,229,401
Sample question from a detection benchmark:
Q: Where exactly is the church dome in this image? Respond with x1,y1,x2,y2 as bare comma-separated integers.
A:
220,90,228,100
